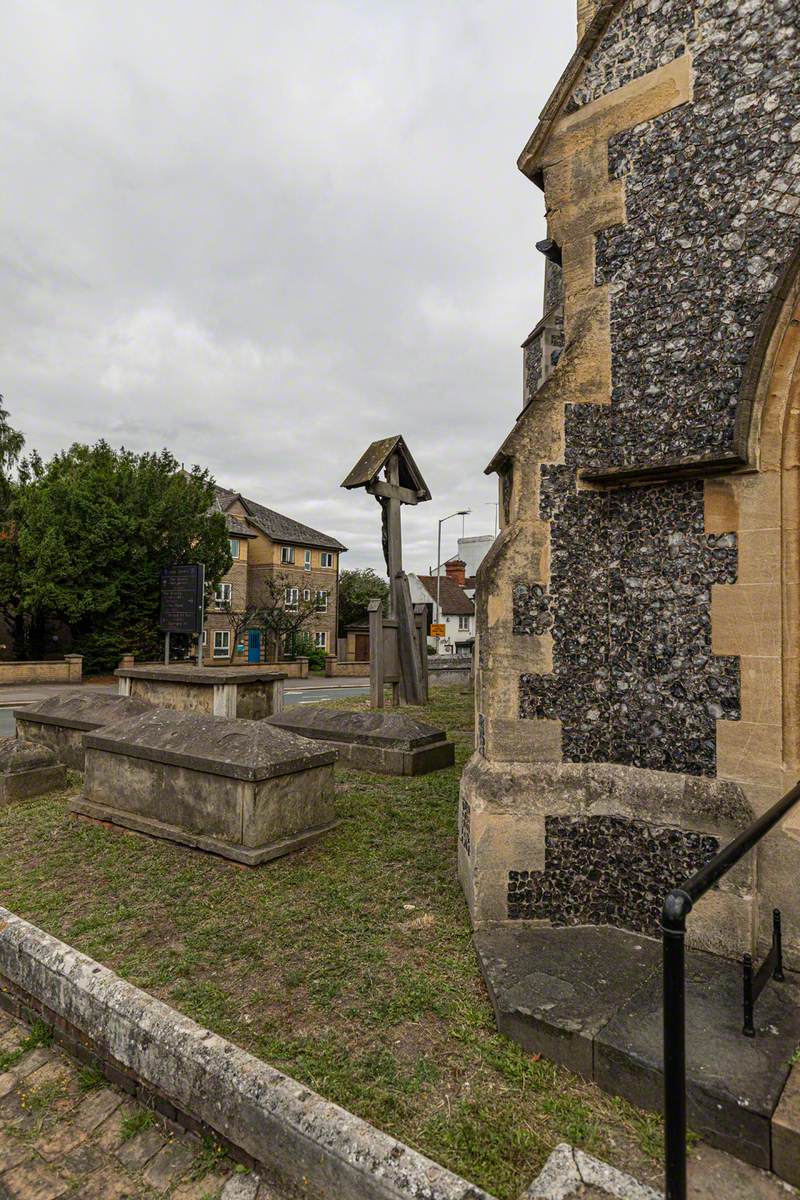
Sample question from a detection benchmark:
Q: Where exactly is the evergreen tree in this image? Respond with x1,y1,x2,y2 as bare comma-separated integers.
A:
14,442,231,671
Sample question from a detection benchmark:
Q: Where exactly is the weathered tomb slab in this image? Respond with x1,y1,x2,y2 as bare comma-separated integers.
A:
474,925,659,1077
0,738,65,804
266,705,455,775
14,690,153,769
115,664,286,720
595,947,800,1170
71,707,337,864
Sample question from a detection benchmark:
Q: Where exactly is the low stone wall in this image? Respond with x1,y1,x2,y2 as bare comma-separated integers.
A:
0,655,83,686
428,657,472,687
274,657,309,678
0,908,497,1200
326,659,370,678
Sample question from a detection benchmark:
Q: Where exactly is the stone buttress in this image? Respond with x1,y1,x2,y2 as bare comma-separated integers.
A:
461,0,800,965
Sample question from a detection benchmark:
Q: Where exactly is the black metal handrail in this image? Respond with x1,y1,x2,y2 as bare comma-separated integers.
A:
662,780,800,1200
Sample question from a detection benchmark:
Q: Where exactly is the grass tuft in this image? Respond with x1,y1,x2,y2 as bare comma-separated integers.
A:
120,1107,156,1141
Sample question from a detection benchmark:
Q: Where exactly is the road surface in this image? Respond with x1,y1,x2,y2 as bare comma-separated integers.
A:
0,679,370,737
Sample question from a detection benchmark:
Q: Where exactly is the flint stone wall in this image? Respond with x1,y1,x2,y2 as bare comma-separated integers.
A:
515,0,800,777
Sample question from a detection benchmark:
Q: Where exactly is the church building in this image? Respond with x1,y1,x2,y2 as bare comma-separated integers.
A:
462,0,800,979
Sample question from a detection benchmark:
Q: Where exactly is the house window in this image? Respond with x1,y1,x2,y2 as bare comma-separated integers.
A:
202,630,207,646
458,615,470,631
315,590,328,612
214,582,232,606
213,630,230,658
320,552,334,568
303,588,311,602
314,631,327,649
285,587,299,611
304,549,312,571
281,546,295,564
229,538,240,560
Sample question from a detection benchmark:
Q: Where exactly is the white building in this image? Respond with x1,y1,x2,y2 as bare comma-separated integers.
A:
432,533,495,599
408,563,475,655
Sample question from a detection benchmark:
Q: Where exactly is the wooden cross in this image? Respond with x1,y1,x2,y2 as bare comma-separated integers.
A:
342,436,431,706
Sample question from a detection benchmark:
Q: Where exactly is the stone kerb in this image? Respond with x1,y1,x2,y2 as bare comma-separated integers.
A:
0,907,499,1200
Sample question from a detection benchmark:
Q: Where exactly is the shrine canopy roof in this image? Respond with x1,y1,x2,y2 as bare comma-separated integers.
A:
340,436,431,502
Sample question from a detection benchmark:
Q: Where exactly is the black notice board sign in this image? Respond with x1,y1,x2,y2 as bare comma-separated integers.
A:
159,564,204,634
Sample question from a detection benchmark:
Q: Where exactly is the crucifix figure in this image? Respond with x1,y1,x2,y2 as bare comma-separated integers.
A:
342,436,431,706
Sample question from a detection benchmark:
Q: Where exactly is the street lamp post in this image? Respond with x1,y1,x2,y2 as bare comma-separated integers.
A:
436,509,470,653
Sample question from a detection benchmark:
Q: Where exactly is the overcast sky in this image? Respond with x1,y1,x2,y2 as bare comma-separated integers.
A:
1,1,574,572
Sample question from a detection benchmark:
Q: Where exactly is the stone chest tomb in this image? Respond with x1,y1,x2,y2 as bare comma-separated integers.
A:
266,706,455,775
115,664,286,720
0,738,65,804
15,691,155,769
71,707,338,864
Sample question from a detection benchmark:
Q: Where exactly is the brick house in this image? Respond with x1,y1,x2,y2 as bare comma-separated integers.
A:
203,487,347,663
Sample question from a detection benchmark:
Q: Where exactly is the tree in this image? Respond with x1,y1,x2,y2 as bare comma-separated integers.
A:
254,573,327,662
337,567,389,637
0,402,28,656
218,602,264,664
12,442,231,671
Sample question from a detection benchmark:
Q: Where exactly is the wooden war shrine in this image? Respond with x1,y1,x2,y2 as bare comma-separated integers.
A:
341,436,431,708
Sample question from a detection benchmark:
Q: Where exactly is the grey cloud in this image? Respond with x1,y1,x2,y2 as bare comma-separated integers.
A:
0,0,574,569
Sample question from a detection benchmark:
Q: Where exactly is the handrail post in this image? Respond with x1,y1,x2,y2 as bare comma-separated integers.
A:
663,890,691,1200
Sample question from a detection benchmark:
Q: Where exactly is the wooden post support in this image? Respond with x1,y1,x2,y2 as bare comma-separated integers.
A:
368,598,384,709
396,576,425,706
386,451,403,620
414,603,429,703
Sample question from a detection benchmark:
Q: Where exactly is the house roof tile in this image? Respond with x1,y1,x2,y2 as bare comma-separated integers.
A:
415,575,475,616
215,487,347,552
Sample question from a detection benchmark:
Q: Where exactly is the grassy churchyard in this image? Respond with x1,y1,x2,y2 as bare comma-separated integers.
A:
0,687,664,1199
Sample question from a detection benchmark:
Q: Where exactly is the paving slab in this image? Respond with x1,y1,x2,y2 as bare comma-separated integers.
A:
596,947,800,1169
142,1140,196,1192
1,1159,69,1200
474,925,660,1077
0,1012,272,1199
74,1086,122,1131
115,1125,166,1169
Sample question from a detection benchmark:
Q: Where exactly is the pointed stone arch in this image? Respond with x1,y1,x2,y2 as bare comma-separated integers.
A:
706,253,800,957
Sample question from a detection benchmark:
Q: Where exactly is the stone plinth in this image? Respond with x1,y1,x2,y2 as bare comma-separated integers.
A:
115,664,286,720
266,706,455,775
14,691,154,769
0,738,65,803
71,707,337,864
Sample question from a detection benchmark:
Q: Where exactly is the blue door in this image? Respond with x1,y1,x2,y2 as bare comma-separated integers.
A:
247,629,261,664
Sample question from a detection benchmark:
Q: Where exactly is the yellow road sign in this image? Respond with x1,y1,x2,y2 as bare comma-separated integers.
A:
430,623,446,638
